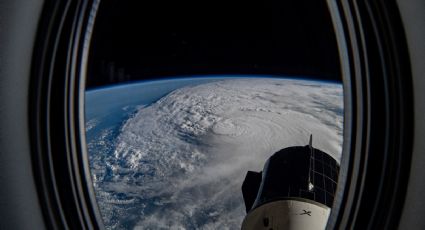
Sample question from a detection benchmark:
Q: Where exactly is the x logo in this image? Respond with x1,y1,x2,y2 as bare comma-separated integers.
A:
300,209,312,216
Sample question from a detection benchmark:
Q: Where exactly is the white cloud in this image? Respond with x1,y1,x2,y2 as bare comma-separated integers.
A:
91,78,343,229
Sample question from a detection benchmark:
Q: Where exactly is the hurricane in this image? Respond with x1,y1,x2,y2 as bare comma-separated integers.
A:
86,78,343,229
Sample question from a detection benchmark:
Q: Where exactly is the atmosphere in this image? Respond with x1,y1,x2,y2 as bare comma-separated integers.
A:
87,0,340,88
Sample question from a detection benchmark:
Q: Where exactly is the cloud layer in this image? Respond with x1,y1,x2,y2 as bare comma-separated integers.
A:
89,78,343,229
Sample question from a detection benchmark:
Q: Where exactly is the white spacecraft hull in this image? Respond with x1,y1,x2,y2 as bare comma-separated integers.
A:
242,198,330,230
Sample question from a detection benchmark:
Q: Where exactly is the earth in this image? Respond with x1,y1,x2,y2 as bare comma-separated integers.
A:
85,76,343,229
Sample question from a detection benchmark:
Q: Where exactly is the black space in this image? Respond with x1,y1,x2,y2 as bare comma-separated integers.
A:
87,0,341,89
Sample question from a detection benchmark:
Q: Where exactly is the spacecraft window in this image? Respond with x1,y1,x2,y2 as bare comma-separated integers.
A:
17,0,414,229
82,0,345,229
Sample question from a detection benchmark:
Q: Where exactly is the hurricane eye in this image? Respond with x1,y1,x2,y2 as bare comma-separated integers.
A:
84,1,344,229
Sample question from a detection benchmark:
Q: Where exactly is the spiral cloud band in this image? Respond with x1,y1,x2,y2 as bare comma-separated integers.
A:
89,78,343,229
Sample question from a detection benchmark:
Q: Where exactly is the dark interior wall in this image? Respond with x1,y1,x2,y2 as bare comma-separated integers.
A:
87,0,341,88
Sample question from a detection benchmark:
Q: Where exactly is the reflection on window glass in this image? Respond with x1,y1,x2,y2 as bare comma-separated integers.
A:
85,0,343,229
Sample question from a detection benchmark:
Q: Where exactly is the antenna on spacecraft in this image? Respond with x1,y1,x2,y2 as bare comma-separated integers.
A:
308,134,315,191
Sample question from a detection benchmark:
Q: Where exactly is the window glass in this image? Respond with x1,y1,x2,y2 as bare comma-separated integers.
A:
85,0,344,229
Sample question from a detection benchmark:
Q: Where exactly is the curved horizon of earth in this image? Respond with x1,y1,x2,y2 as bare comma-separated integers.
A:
85,76,343,229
